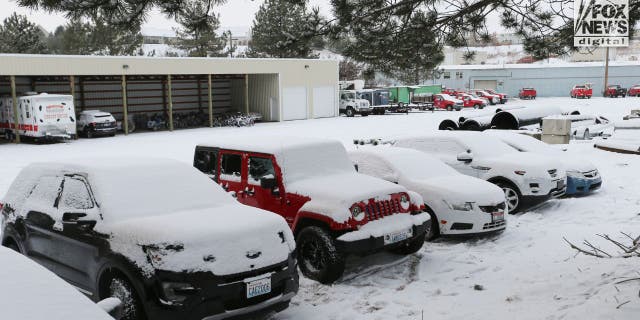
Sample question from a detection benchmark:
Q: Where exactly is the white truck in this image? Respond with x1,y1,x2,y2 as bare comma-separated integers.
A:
340,90,371,117
0,93,77,141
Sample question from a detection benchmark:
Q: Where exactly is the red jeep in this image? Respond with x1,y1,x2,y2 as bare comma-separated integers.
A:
629,85,640,97
484,89,508,104
456,93,487,109
518,88,537,99
194,137,430,283
570,85,592,99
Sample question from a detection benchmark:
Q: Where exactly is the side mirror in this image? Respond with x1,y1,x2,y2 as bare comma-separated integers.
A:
260,177,277,189
62,212,96,231
97,298,124,320
457,152,473,163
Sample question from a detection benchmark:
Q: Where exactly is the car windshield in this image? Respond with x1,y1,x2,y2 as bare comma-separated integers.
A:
489,132,557,153
341,92,356,100
461,135,519,156
575,85,585,89
386,151,459,179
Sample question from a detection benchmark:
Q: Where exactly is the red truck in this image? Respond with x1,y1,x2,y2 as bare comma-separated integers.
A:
518,88,537,99
456,93,487,109
570,85,592,99
433,94,464,111
484,89,508,104
603,85,627,98
193,137,430,284
629,85,640,97
471,89,500,105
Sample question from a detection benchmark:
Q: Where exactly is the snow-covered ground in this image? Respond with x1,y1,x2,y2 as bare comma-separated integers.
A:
1,97,640,319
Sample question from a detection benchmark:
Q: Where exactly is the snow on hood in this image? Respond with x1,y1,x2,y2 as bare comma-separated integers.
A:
290,173,407,223
0,247,114,320
105,204,294,276
404,175,505,205
481,152,560,176
556,155,598,173
337,212,430,242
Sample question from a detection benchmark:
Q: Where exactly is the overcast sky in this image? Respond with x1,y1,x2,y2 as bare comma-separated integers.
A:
0,0,333,34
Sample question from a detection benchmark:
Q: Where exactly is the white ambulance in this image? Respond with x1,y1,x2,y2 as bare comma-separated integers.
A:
0,93,77,141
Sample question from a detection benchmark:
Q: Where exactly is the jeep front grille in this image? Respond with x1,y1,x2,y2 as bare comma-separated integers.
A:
364,199,401,221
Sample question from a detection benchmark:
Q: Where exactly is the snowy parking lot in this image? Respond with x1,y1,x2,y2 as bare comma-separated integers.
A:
1,97,640,319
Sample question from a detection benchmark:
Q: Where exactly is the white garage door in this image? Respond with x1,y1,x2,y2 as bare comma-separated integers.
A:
474,80,498,90
312,86,337,118
282,86,307,120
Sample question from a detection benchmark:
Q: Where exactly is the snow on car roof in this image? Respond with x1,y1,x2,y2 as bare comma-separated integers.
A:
349,146,459,179
0,247,114,320
483,130,556,153
198,135,357,184
2,158,235,223
390,131,517,156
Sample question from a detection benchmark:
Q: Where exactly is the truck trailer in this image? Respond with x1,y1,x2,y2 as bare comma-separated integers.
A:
0,93,77,141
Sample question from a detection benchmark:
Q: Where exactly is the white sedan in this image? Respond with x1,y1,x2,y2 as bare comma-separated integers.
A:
349,146,507,239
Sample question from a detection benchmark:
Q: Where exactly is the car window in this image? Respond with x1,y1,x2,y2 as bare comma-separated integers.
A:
28,176,63,209
220,153,242,182
194,150,217,177
248,157,276,186
354,155,395,181
59,177,94,210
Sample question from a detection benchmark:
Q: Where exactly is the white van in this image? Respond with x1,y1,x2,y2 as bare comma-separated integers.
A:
0,93,77,141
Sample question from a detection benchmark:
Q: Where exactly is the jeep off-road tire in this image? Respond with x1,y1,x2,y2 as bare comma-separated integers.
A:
296,226,345,284
102,275,145,320
345,108,355,117
495,181,522,214
390,230,426,255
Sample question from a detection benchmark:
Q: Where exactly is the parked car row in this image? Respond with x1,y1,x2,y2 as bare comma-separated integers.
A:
1,131,602,320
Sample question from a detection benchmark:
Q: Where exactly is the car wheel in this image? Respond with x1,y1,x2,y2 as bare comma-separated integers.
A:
345,108,355,117
103,276,145,320
424,207,440,241
390,231,426,255
495,181,521,214
297,226,345,284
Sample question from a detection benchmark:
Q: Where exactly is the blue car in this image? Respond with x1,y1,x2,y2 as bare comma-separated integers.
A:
484,130,602,196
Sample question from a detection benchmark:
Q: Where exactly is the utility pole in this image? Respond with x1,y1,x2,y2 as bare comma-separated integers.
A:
603,47,610,96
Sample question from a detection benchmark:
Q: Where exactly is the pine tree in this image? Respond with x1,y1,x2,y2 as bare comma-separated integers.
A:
174,0,226,57
0,13,48,54
247,0,321,58
48,16,143,56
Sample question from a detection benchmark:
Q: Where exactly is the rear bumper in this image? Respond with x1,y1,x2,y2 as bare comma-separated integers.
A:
144,257,298,320
87,126,117,135
566,176,602,195
336,216,429,255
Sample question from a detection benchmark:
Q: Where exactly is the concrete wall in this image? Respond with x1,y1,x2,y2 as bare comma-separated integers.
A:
434,63,640,97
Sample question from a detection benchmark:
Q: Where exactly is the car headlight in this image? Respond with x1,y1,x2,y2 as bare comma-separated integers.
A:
450,202,474,211
351,204,364,221
399,193,411,210
566,170,582,178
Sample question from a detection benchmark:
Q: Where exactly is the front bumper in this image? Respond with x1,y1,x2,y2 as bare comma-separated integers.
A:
566,176,602,195
144,257,298,320
438,207,506,236
336,214,430,255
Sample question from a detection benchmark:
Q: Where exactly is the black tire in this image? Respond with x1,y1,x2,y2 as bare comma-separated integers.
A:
102,275,145,320
390,230,426,255
494,181,522,214
345,108,355,117
361,112,369,117
4,239,20,253
587,96,591,99
424,207,440,241
296,226,345,284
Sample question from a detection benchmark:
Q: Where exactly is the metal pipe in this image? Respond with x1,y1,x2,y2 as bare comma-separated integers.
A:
10,75,19,143
208,74,213,128
121,74,129,135
167,74,174,131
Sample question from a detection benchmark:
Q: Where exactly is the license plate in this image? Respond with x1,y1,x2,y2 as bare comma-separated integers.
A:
246,277,271,299
492,211,504,222
384,229,412,245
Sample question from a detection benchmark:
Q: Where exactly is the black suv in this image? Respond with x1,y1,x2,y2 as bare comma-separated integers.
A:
1,159,298,320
